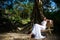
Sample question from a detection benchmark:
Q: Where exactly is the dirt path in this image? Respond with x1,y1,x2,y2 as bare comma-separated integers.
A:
0,33,59,40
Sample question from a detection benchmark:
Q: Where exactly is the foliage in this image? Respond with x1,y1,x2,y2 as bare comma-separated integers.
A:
4,2,34,25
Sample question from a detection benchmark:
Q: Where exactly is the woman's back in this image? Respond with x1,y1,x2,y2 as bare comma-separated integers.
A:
41,21,47,26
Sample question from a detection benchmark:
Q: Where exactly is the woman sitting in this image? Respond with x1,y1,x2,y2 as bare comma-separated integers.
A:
30,17,48,40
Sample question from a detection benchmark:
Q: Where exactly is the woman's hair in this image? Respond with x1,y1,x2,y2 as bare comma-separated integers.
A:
46,20,53,27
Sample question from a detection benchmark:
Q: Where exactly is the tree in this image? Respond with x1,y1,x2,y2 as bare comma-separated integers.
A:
31,0,44,24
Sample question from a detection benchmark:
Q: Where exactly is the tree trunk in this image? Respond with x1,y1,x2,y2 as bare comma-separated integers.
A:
31,0,44,24
39,0,45,18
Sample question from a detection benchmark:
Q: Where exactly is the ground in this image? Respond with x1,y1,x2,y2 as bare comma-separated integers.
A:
0,33,60,40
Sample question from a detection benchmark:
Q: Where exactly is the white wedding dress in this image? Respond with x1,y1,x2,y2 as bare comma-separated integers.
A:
32,20,47,39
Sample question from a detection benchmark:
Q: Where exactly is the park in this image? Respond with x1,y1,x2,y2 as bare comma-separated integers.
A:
0,0,60,40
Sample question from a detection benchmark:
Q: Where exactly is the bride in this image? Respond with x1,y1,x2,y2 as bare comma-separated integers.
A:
30,17,51,39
